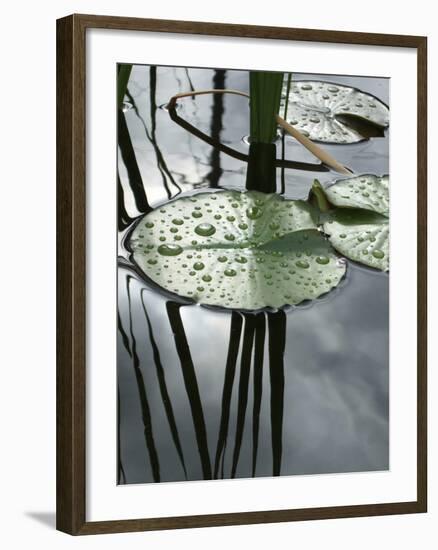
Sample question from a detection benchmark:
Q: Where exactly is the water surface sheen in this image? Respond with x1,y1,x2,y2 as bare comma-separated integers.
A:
117,66,389,484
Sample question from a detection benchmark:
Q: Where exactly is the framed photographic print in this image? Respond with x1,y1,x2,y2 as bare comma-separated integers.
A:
56,14,427,535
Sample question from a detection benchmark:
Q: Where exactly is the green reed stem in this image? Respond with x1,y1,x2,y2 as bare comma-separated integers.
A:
283,73,292,120
249,71,284,144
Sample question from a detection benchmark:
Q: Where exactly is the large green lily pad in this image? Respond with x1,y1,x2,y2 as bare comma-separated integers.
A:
322,175,389,271
129,190,346,310
281,80,389,144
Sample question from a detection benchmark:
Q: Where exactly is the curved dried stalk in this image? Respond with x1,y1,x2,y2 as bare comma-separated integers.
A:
168,103,328,172
276,116,351,175
167,88,249,110
167,88,351,175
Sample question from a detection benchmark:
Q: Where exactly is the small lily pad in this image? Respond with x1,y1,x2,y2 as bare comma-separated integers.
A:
322,175,389,271
129,190,346,310
281,81,389,144
323,174,389,215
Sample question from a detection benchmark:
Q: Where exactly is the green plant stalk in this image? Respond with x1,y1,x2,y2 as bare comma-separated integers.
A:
283,73,292,121
249,71,284,144
310,179,331,212
280,73,292,193
117,64,132,109
245,143,277,192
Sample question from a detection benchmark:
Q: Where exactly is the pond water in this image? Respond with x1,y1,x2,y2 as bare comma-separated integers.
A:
117,66,389,484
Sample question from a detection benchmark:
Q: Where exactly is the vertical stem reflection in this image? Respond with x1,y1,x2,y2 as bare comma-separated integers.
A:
184,67,196,97
166,302,212,479
268,310,286,476
231,314,256,478
117,173,134,231
149,67,182,197
140,291,188,479
118,310,132,358
117,384,127,484
126,276,160,482
207,69,226,188
214,312,243,479
118,109,150,213
117,311,131,483
252,313,266,477
117,64,132,109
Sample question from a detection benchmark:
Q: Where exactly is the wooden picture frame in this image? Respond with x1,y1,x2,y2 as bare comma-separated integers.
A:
57,13,427,535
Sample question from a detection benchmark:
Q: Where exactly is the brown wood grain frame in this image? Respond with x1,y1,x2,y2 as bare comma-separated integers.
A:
56,13,427,535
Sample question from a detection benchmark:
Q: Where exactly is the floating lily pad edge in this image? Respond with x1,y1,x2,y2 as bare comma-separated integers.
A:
281,80,390,144
128,189,347,311
319,174,390,272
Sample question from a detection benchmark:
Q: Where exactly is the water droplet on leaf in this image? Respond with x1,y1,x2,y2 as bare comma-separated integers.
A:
194,223,216,237
157,244,183,256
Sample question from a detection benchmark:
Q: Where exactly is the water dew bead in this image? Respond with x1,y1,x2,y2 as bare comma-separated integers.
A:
296,260,310,269
157,244,183,256
246,206,263,219
194,223,216,237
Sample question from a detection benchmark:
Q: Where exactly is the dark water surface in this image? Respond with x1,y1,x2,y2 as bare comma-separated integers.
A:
117,66,389,484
